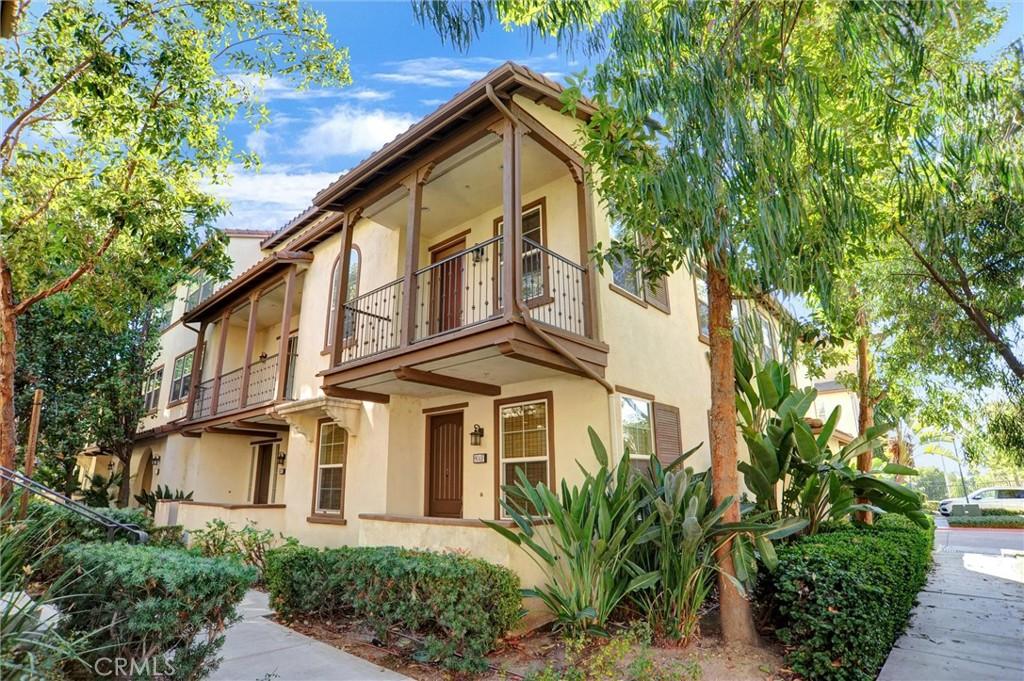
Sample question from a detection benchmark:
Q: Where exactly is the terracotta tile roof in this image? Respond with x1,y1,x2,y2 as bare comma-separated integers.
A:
260,61,592,250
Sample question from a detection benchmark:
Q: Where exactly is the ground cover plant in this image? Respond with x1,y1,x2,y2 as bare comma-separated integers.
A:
947,515,1024,528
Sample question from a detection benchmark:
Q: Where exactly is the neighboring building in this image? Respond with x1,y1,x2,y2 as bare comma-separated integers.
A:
79,63,856,589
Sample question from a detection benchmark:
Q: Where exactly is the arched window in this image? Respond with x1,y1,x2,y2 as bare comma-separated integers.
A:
324,247,361,351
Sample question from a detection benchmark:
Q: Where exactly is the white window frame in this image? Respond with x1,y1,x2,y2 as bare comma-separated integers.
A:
498,398,551,518
314,421,347,515
758,313,777,363
168,350,194,403
142,367,162,412
694,266,710,339
620,395,655,463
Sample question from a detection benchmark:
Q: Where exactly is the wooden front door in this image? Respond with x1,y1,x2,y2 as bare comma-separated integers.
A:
253,443,274,505
429,239,464,334
427,412,463,517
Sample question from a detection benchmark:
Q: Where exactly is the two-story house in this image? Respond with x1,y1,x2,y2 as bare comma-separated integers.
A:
83,63,855,588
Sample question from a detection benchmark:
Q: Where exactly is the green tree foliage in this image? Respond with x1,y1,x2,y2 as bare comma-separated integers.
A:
963,399,1024,483
910,467,950,501
0,0,350,475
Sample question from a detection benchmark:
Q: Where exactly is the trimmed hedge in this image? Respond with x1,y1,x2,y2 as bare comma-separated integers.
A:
765,514,934,681
55,542,255,680
948,515,1024,528
266,544,522,672
980,508,1024,517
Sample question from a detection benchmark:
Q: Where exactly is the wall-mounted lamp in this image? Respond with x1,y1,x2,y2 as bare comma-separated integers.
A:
276,450,287,475
470,424,485,446
471,246,486,264
106,461,115,473
151,455,161,467
258,351,269,362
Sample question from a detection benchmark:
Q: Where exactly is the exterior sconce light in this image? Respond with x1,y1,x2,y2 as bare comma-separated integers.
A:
472,246,485,264
470,424,484,446
151,455,161,467
259,352,269,362
276,450,287,475
106,461,115,473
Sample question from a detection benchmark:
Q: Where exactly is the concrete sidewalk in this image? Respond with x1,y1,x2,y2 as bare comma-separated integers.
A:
878,526,1024,681
211,591,409,681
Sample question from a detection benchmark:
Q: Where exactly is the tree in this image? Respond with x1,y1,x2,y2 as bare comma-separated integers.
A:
963,400,1024,485
13,297,114,495
88,309,162,507
415,0,965,643
0,1,350,483
911,467,950,501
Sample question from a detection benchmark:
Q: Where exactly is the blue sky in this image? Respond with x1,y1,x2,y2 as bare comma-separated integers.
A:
212,0,1024,233
215,1,590,231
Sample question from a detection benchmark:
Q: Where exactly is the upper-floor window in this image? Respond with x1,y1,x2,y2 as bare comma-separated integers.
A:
695,266,710,339
496,200,547,303
141,366,163,412
609,221,670,313
168,349,195,403
154,299,174,332
324,249,361,351
757,313,777,363
184,272,215,312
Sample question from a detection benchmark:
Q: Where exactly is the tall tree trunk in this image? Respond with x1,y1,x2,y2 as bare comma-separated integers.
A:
0,260,18,500
706,251,758,645
855,305,874,524
116,452,131,507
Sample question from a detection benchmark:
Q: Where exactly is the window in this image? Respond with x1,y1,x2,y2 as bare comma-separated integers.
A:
621,396,655,461
154,299,174,332
314,421,347,514
758,314,777,363
499,397,551,515
695,266,710,339
610,221,670,312
325,249,361,350
184,272,215,312
168,349,195,403
610,221,642,296
495,200,547,303
141,367,163,412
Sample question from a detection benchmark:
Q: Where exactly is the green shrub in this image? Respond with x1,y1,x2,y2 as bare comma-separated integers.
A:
923,500,939,512
948,515,1024,528
148,525,186,548
20,502,152,573
189,518,295,580
764,518,933,680
266,544,521,672
980,508,1024,517
55,542,256,680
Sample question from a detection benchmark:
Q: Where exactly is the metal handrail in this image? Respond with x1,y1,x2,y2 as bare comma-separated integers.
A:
414,235,503,274
1,466,149,543
522,236,585,269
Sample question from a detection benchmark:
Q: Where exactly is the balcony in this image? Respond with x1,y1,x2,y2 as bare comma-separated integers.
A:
321,116,607,400
180,254,306,433
339,236,589,366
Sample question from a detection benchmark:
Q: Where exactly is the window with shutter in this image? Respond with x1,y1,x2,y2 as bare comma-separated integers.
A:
645,276,670,313
652,402,683,467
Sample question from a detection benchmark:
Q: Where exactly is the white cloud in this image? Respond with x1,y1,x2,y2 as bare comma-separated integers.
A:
230,73,345,102
348,88,393,102
374,55,568,89
298,105,416,159
420,98,447,107
206,164,344,231
245,128,271,156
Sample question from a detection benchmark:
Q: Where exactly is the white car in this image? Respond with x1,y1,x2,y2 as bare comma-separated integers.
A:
938,487,1024,516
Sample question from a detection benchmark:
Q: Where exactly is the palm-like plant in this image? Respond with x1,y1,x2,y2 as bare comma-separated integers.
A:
735,351,928,534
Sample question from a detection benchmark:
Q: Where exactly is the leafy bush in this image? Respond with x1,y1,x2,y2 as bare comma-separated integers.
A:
20,501,151,572
189,518,294,579
980,508,1024,516
148,524,186,548
80,472,122,507
764,518,933,680
948,515,1024,528
734,352,928,533
488,427,794,637
55,542,255,680
134,485,193,515
266,544,521,672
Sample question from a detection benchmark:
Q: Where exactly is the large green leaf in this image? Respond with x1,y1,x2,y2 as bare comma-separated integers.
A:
588,426,608,467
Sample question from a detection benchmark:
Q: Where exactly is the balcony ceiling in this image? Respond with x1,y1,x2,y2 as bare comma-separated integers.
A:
366,134,565,238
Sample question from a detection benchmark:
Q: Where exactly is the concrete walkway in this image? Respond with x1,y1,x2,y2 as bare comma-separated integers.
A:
211,591,410,681
878,524,1024,681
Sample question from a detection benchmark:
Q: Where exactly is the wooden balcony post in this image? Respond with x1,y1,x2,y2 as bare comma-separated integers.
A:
500,119,522,318
239,291,260,407
574,167,599,340
184,320,208,420
330,212,355,368
275,266,297,401
401,175,423,346
209,309,231,415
